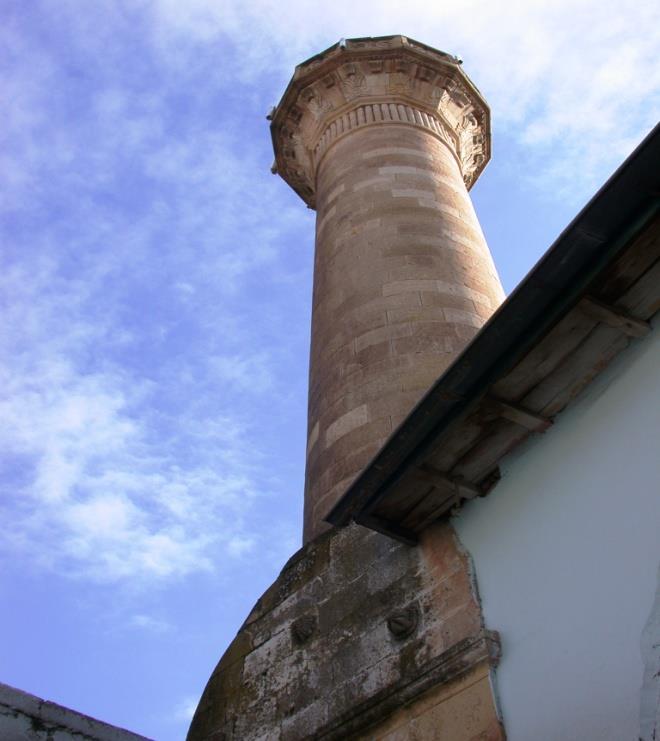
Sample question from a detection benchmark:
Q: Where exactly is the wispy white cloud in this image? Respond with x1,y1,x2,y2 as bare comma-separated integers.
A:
172,695,199,723
148,0,660,197
129,614,173,633
209,353,274,394
0,258,262,582
0,12,304,583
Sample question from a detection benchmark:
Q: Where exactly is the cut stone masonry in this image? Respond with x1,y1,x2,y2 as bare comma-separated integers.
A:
270,35,505,542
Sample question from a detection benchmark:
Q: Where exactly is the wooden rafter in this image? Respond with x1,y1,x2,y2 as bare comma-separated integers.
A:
416,464,482,500
485,397,553,432
579,295,651,338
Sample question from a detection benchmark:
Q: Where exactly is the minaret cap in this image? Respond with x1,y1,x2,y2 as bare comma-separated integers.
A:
270,35,491,208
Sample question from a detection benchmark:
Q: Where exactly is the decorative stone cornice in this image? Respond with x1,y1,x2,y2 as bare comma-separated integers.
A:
270,35,491,208
317,629,502,740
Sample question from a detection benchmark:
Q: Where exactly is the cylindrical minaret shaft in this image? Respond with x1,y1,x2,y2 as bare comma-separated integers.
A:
271,36,505,542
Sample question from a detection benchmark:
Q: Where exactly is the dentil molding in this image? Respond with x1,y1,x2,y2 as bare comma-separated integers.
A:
270,35,491,208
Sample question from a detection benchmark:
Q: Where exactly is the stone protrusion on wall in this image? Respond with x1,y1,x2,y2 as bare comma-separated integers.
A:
187,522,503,740
270,35,505,542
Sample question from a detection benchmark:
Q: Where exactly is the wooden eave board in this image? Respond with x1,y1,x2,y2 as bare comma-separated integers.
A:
363,216,660,540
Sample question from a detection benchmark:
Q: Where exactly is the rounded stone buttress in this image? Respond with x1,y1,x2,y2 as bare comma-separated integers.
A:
271,36,505,542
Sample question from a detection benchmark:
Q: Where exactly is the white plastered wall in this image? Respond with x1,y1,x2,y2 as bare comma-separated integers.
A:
455,319,660,741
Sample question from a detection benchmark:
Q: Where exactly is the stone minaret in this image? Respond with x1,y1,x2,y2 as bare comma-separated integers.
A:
189,37,507,741
271,35,504,542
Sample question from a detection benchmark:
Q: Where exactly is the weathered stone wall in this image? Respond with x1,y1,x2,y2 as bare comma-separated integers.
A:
188,522,503,740
0,682,149,741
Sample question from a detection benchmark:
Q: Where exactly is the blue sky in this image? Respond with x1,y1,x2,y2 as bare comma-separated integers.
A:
1,1,658,739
